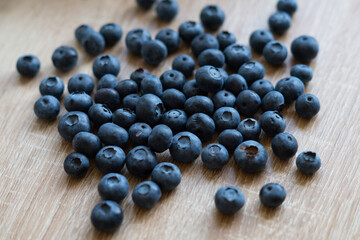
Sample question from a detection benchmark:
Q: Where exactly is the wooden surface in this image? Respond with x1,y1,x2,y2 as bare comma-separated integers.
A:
0,0,360,239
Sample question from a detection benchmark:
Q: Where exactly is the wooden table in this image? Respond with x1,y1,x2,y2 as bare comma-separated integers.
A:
1,0,359,239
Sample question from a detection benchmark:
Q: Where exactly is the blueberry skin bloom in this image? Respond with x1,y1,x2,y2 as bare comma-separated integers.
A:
41,76,66,99
238,61,265,86
212,90,236,110
94,88,121,111
151,162,181,191
64,92,93,113
249,30,274,54
212,107,240,131
184,95,214,116
75,24,94,43
190,33,219,57
58,111,91,141
156,0,179,21
122,94,140,111
275,76,304,103
34,95,60,121
260,111,286,136
155,28,180,53
249,79,274,99
296,151,321,174
290,64,313,83
81,31,105,56
217,30,236,51
186,113,216,142
200,5,225,30
72,132,102,158
136,0,156,9
170,131,202,163
172,54,195,78
125,28,152,55
128,122,152,146
160,70,186,90
91,200,123,232
263,41,288,66
148,124,173,153
92,54,120,79
136,94,165,126
141,40,168,66
97,74,118,90
198,49,225,68
234,140,268,173
178,21,204,44
112,108,136,129
64,152,90,178
261,91,285,112
100,23,123,46
195,65,224,93
237,118,261,141
51,46,78,72
272,133,298,160
87,104,112,127
224,74,248,96
291,35,319,62
130,67,151,85
161,88,186,110
98,173,129,202
140,75,163,97
161,109,188,133
218,129,243,152
95,146,126,174
224,44,252,70
182,80,207,98
126,146,158,177
68,73,95,95
259,183,286,208
115,79,138,98
295,94,320,119
16,55,40,77
201,143,229,169
235,90,261,117
277,0,298,15
215,186,245,215
132,181,162,208
268,11,291,35
98,123,128,148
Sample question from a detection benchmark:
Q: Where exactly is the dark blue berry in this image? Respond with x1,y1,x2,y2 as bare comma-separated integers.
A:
263,41,288,65
130,67,151,85
238,61,265,85
170,131,202,163
261,91,285,112
200,5,225,30
155,28,180,53
68,73,95,95
132,181,161,208
34,95,60,121
178,21,204,44
94,88,120,111
39,76,64,99
275,76,304,103
212,107,240,131
51,46,78,72
140,75,163,97
75,24,94,43
88,104,112,127
81,31,105,56
151,162,181,191
16,55,40,77
156,0,179,21
98,173,129,202
161,88,186,110
215,186,245,215
172,54,195,78
136,0,156,9
72,132,102,158
92,54,120,79
260,183,286,207
201,143,229,169
234,140,268,173
95,146,126,174
290,64,313,83
122,93,140,111
268,11,291,35
115,79,138,99
190,33,219,57
100,23,122,47
217,30,236,51
91,201,123,232
218,129,243,152
128,122,152,146
198,49,225,68
141,40,168,66
64,92,93,113
260,111,286,136
186,113,215,142
98,123,128,148
184,95,214,116
291,35,319,62
112,108,136,129
212,90,236,109
58,111,91,141
296,151,321,174
224,44,252,70
249,30,274,53
64,152,89,178
195,65,224,93
136,94,165,126
160,70,186,90
182,80,207,98
237,118,261,141
161,109,188,133
277,0,297,15
236,90,261,117
249,79,274,99
126,146,157,177
272,132,298,159
295,94,320,118
148,124,173,153
97,74,117,90
224,74,248,96
125,28,152,55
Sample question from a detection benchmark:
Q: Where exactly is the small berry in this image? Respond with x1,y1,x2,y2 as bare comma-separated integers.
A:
136,0,156,9
88,104,112,127
98,173,129,202
34,95,60,121
170,131,202,163
64,92,93,113
115,79,138,98
128,122,152,146
277,0,298,15
224,74,248,96
160,70,186,90
296,151,321,174
148,124,173,153
190,33,219,57
72,132,102,158
295,94,320,118
186,113,216,142
130,67,151,85
200,5,225,30
161,88,186,110
237,118,261,141
178,21,204,43
92,54,120,79
81,31,105,55
132,181,161,208
151,162,181,191
100,23,123,46
155,28,180,53
75,24,94,43
249,79,274,99
141,40,168,66
238,61,265,85
212,107,240,131
126,146,158,177
68,73,95,95
95,146,126,174
201,143,229,169
184,95,214,116
234,140,268,173
91,200,123,232
39,76,64,99
172,54,195,77
291,35,319,62
94,88,120,111
198,49,225,68
161,109,188,133
156,0,179,21
136,94,165,126
112,108,136,129
182,80,207,98
195,65,224,93
125,28,152,55
224,44,252,70
249,30,274,53
58,111,91,141
271,132,298,159
275,76,304,103
64,152,90,178
263,40,288,65
97,74,117,90
122,93,140,111
290,64,313,83
235,90,261,117
215,186,245,215
259,183,286,207
98,123,128,148
51,46,78,72
218,129,243,152
212,90,236,110
140,75,163,96
260,111,286,136
261,91,285,112
217,30,236,50
16,55,40,77
268,11,291,35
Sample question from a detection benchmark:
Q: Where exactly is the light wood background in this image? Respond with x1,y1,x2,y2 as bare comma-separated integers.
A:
0,0,360,239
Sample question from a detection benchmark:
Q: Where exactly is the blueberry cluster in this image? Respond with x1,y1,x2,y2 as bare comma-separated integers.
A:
24,0,324,232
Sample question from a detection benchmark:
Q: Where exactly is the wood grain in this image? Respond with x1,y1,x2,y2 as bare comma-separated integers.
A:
0,0,360,239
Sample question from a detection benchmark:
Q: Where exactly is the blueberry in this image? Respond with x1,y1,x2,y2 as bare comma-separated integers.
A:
100,23,123,46
201,143,229,169
68,73,95,95
195,65,224,93
128,122,152,146
217,30,236,51
136,0,156,9
81,31,105,55
64,152,90,178
97,74,117,90
296,151,321,174
170,131,202,163
140,74,163,97
16,55,40,77
92,54,120,79
155,28,180,53
249,79,274,99
277,0,298,16
237,118,261,141
161,88,186,110
160,70,186,91
94,88,120,111
122,93,140,111
182,80,207,98
190,33,219,57
172,54,195,78
161,109,188,133
275,76,304,103
249,30,274,54
51,46,78,72
291,35,319,62
34,95,60,121
212,90,236,110
261,91,285,112
263,41,288,65
184,95,214,116
178,20,204,44
112,108,136,129
116,78,138,98
98,123,128,148
141,40,168,66
295,94,320,118
259,183,286,208
98,173,129,202
198,49,225,68
88,104,112,126
238,61,265,85
290,64,313,83
218,129,243,152
72,132,102,158
132,181,161,208
126,146,157,177
186,113,215,142
151,162,181,191
234,140,268,173
156,0,179,21
125,28,152,55
136,94,165,126
260,111,286,136
147,124,173,153
95,146,126,174
268,11,291,35
75,24,94,43
215,186,245,215
235,90,261,117
39,76,64,99
200,5,225,30
91,200,123,232
58,111,91,141
224,74,248,96
130,67,151,85
64,92,93,113
272,132,298,160
224,44,252,70
212,107,240,131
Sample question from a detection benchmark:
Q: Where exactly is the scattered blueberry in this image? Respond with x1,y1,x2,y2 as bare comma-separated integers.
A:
296,151,321,174
147,124,173,153
218,129,243,152
182,79,207,98
212,107,240,131
186,113,216,142
195,65,224,93
190,33,219,57
272,132,298,159
237,118,261,141
178,20,204,44
261,91,285,112
88,104,112,127
224,43,252,70
141,39,168,66
68,73,95,95
260,111,286,136
126,146,157,177
217,30,236,51
155,28,180,53
34,95,60,121
98,123,128,148
224,74,248,96
160,69,186,90
275,76,304,103
235,90,261,117
72,132,102,158
277,0,297,15
184,95,214,116
259,183,286,207
291,35,319,62
125,28,152,55
234,140,268,173
263,40,288,65
238,61,265,85
249,79,274,99
91,200,123,232
200,5,225,30
64,152,90,178
161,109,188,133
92,54,120,79
58,111,91,141
51,46,78,72
212,90,236,109
140,74,163,96
75,24,94,43
100,23,123,47
64,92,93,113
122,93,140,111
295,94,320,118
114,79,138,99
215,186,245,215
16,55,40,77
97,74,117,90
201,143,229,169
95,146,126,174
128,122,152,146
172,54,195,78
112,108,137,129
268,11,291,35
290,64,313,83
249,29,274,53
98,173,129,202
39,76,64,99
161,88,186,110
81,31,105,55
156,0,179,21
151,162,181,191
132,181,162,208
94,88,120,111
130,67,151,85
136,0,156,9
198,49,225,68
136,94,165,126
170,131,202,163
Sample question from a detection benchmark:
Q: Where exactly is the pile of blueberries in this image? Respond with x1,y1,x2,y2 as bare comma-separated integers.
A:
16,0,322,233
